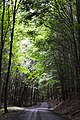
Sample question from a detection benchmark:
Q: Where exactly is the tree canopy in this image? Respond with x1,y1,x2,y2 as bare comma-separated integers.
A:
0,0,80,113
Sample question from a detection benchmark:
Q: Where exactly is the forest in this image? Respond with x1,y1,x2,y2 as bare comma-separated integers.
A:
0,0,80,118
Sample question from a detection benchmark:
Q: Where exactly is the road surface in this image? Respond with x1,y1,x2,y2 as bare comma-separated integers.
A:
12,102,68,120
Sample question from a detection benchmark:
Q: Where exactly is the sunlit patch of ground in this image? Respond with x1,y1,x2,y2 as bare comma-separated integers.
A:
0,106,24,120
8,106,24,110
0,106,24,114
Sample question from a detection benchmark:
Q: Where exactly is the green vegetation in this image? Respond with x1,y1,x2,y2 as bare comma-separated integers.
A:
0,0,80,113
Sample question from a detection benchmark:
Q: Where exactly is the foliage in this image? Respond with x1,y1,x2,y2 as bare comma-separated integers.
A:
0,0,80,109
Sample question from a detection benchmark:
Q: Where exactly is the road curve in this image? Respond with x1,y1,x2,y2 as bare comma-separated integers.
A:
12,102,68,120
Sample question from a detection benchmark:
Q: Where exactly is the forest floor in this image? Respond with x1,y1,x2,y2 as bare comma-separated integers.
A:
50,92,80,120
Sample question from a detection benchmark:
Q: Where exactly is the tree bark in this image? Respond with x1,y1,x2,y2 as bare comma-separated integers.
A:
4,0,17,113
0,0,5,108
76,0,80,91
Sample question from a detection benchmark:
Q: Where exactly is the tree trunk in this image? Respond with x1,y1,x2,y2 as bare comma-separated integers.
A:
4,0,17,113
0,0,5,108
76,0,80,91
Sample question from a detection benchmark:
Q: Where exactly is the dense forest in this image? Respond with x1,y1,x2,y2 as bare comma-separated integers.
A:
0,0,80,114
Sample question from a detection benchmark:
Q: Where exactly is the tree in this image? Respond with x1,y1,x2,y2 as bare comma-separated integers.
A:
4,0,17,113
75,0,80,91
0,0,80,110
0,0,5,108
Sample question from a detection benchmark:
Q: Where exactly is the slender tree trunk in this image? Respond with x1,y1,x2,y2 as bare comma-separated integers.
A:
0,0,5,108
69,0,80,92
4,0,17,113
30,87,33,105
76,0,80,91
